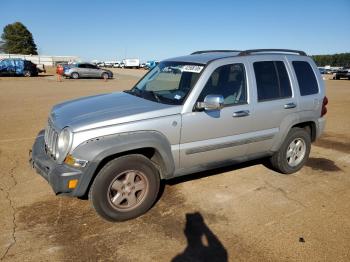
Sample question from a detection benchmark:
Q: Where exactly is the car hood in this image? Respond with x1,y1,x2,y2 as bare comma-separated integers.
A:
50,92,181,132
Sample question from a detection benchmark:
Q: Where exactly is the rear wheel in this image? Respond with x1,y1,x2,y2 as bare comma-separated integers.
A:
89,155,160,221
269,128,311,174
71,72,79,79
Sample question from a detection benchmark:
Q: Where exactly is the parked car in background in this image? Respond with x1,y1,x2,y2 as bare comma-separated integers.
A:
318,67,326,74
333,68,350,80
30,49,327,222
0,58,45,77
112,61,122,68
123,58,140,68
97,62,105,67
63,63,113,79
105,61,119,68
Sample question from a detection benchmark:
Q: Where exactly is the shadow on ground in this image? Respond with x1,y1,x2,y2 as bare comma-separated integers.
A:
172,212,228,262
306,157,342,172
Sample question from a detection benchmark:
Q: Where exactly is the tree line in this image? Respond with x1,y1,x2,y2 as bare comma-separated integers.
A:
311,53,350,67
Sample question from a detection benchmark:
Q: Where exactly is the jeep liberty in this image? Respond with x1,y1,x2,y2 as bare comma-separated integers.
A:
30,49,327,221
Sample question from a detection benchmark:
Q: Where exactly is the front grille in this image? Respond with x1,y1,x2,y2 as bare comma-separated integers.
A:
44,119,59,159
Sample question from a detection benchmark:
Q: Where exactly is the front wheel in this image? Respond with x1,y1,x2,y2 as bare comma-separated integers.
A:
89,155,160,221
269,127,311,174
102,72,109,80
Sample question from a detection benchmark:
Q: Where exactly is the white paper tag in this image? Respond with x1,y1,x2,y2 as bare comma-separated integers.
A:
182,65,204,73
174,94,182,100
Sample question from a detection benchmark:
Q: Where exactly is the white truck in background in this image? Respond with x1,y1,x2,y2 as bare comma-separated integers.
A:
122,58,140,69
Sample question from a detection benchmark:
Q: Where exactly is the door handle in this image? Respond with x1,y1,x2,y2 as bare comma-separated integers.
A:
284,102,297,109
233,110,250,117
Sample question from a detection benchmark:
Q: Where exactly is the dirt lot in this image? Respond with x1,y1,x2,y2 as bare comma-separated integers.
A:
0,69,349,261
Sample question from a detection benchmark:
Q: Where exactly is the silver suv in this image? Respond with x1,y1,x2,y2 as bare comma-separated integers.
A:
64,63,113,79
30,49,327,221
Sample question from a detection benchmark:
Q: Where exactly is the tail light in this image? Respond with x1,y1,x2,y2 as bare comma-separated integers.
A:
321,96,328,117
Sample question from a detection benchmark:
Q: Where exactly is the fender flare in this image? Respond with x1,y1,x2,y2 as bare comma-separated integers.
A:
71,131,175,196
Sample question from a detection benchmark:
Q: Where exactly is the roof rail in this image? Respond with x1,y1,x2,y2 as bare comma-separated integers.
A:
191,50,241,55
238,49,307,56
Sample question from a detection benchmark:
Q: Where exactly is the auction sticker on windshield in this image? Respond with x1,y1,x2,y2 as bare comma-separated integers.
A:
182,65,204,73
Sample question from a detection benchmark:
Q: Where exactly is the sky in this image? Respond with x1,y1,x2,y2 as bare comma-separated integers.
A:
1,0,349,62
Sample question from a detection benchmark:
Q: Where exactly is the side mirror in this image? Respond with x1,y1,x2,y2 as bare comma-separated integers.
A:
196,94,224,111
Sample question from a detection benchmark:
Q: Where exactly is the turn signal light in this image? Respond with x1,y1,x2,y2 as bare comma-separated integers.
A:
68,179,78,189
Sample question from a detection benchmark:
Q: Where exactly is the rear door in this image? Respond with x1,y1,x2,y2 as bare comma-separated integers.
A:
77,64,88,77
86,64,101,78
244,56,299,155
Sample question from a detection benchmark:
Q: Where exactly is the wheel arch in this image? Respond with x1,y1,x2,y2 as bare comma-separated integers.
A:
291,121,317,142
72,131,175,197
271,116,317,152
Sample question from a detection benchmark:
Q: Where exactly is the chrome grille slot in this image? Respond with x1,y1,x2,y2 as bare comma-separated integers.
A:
45,120,59,160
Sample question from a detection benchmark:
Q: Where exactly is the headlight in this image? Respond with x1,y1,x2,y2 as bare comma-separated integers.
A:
56,127,73,162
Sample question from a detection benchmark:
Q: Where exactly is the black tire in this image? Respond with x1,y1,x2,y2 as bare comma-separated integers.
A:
71,72,79,79
23,70,31,77
101,72,109,80
89,154,160,222
269,127,311,174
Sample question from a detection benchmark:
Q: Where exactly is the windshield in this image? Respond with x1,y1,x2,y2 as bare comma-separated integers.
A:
125,61,204,105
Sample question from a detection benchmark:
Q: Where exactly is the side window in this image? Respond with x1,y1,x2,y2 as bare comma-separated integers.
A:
86,64,97,69
292,61,319,96
253,61,292,101
198,63,247,106
78,64,86,68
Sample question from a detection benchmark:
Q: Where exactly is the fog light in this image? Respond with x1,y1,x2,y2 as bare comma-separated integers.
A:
68,179,78,189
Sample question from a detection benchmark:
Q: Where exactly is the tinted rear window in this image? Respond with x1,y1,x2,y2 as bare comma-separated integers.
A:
292,61,319,96
254,61,292,101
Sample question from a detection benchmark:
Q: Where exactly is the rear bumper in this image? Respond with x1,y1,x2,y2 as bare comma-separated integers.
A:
316,117,326,139
29,130,84,196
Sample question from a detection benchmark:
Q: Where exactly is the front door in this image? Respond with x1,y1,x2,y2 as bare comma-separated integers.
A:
178,62,253,173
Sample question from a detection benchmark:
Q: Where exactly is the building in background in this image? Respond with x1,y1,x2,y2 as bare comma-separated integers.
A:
0,53,79,66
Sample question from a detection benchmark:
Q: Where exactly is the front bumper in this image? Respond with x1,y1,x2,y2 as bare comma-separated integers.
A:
29,130,84,196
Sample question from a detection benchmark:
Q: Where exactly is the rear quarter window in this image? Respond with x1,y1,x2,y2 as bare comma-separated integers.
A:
292,61,319,96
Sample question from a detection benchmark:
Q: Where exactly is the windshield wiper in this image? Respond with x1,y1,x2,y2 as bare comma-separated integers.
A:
146,90,161,102
125,88,161,102
124,88,142,97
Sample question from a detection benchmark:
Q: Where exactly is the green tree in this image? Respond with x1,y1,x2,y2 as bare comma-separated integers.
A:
1,22,38,55
0,40,4,52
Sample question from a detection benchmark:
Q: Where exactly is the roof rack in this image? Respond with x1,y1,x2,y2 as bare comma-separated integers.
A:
238,49,307,56
191,50,241,55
